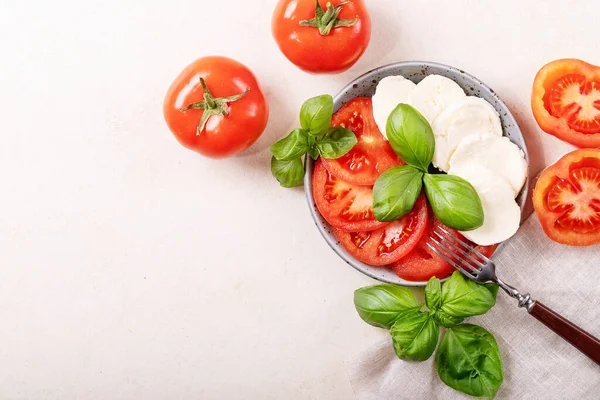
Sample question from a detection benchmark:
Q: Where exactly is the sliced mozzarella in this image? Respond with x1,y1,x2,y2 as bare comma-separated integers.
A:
449,163,521,246
432,97,503,171
372,76,416,139
449,134,528,198
409,75,466,123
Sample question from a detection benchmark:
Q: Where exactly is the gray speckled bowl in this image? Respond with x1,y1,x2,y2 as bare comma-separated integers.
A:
304,61,530,287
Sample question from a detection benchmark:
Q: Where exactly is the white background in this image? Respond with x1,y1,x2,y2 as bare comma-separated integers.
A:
0,0,590,398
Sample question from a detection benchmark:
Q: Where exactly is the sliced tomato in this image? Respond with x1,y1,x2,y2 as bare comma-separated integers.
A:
312,158,387,232
321,98,403,186
334,194,428,266
532,59,600,147
533,148,600,246
392,216,497,282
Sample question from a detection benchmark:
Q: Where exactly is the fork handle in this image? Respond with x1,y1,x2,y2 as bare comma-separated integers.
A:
529,301,600,365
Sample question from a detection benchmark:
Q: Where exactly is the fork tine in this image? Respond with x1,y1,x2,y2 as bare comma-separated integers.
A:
436,226,491,263
432,231,485,270
429,237,480,274
427,239,477,278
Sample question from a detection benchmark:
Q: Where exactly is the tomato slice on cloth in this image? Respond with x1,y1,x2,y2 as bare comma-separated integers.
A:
321,98,403,186
334,194,428,266
532,59,600,147
392,216,497,282
533,148,600,246
312,158,387,232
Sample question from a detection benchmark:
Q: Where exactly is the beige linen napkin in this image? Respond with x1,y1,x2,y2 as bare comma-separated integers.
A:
346,214,600,399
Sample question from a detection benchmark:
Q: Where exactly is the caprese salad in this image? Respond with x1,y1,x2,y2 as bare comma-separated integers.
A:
309,74,528,281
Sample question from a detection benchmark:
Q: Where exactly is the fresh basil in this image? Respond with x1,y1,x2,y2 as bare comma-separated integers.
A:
316,127,357,159
373,165,423,222
386,104,435,172
436,324,503,398
300,94,334,137
390,311,439,361
271,156,305,188
270,129,309,161
432,310,464,328
353,285,421,329
423,173,484,231
427,277,465,327
270,94,359,187
440,271,497,318
425,277,442,311
355,275,503,397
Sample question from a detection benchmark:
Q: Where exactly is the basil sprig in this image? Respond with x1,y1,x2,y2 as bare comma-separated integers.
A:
353,271,503,398
373,104,484,231
270,95,357,188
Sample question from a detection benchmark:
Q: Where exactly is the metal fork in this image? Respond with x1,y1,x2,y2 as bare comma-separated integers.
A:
428,226,600,366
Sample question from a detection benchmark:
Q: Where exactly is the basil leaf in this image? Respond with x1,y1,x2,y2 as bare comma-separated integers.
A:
485,283,499,300
270,129,309,161
432,310,464,328
390,311,439,361
300,94,334,137
271,156,305,188
423,173,484,231
353,284,421,329
425,277,442,311
373,165,423,222
316,127,357,159
440,271,496,318
436,324,503,398
386,104,435,172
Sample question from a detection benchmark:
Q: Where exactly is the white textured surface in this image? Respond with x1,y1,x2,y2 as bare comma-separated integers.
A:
0,0,591,399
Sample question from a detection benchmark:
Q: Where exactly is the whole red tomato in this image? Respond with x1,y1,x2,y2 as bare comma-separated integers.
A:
164,56,269,158
272,0,371,73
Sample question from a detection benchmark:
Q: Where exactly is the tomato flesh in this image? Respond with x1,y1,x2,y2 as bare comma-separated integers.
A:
534,148,600,246
334,195,428,266
545,166,600,234
321,98,403,186
545,74,600,134
313,158,387,232
392,217,496,282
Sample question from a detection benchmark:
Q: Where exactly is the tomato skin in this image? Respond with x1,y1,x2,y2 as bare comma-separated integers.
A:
532,59,600,148
392,217,497,282
164,56,269,158
334,194,429,266
272,0,371,73
533,148,600,246
322,98,403,186
312,158,388,232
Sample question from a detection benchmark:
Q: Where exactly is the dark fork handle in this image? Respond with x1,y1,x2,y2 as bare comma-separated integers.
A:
529,301,600,365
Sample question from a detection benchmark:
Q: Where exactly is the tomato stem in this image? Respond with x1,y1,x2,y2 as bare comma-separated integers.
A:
180,77,249,135
299,0,358,36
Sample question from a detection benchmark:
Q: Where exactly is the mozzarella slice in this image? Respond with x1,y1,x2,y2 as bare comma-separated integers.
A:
409,75,466,123
432,97,503,171
449,163,521,246
449,134,528,198
372,76,416,139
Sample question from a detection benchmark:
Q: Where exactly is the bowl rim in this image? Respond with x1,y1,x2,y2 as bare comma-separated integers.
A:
304,60,530,287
